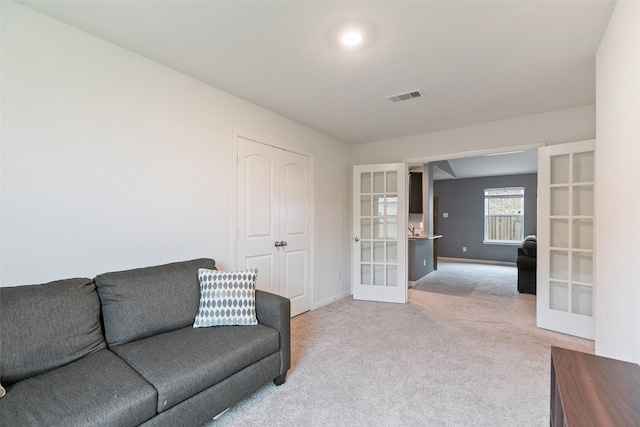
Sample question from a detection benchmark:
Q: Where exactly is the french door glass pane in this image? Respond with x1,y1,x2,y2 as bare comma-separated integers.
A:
374,219,385,239
361,242,371,262
573,252,593,284
550,219,568,248
573,186,594,216
361,196,372,217
373,172,385,193
361,173,371,194
573,220,593,250
550,282,569,312
361,264,371,285
573,152,594,183
386,195,398,215
386,171,398,193
551,187,569,216
361,219,371,239
373,242,385,263
386,218,398,239
387,265,398,287
572,285,593,316
387,242,397,263
374,265,385,286
551,155,569,184
550,251,569,280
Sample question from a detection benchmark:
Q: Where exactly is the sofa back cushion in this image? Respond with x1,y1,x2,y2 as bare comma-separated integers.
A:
0,278,106,385
94,258,216,346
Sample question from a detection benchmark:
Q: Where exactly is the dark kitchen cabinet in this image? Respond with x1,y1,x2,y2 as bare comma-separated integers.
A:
409,172,423,214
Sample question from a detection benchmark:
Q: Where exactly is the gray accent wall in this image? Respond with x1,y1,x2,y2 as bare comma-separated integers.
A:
434,173,537,263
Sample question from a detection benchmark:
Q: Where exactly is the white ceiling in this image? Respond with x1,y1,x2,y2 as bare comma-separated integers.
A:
19,0,614,147
430,150,539,180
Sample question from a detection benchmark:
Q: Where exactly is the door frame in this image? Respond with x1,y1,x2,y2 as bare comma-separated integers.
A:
403,142,544,269
404,142,545,166
232,130,315,312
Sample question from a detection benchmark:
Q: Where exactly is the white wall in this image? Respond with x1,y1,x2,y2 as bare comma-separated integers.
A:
351,105,595,164
595,1,640,364
0,2,352,308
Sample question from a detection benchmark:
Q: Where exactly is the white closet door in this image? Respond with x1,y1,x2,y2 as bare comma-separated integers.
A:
236,135,313,316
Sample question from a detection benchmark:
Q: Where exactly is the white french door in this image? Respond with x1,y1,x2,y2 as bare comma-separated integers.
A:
236,135,313,317
537,139,595,339
352,163,407,303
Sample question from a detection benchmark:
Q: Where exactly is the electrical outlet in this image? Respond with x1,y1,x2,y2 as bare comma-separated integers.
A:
463,247,467,252
337,271,341,281
423,259,426,266
443,212,449,218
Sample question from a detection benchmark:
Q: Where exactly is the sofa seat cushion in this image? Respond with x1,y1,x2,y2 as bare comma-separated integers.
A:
111,324,280,413
0,349,157,427
0,278,106,384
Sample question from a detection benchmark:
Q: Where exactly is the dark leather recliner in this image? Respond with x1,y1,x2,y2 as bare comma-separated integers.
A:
517,235,537,294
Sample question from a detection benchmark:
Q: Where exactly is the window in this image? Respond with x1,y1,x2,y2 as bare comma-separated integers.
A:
484,187,524,244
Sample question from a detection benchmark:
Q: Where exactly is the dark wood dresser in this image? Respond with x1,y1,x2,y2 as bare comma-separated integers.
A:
550,346,640,426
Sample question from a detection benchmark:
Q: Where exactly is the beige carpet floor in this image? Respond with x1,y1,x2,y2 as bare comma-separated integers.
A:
211,261,594,426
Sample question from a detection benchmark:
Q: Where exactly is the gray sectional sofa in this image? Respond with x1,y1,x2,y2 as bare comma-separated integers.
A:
0,258,291,426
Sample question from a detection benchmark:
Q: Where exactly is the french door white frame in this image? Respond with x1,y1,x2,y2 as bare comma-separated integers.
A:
537,139,596,340
352,163,408,304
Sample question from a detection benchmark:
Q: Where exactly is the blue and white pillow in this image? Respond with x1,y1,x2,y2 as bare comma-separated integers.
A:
193,268,258,327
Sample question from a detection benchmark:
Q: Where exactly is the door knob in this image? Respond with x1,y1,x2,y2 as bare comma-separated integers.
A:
354,237,359,242
274,241,288,247
274,241,282,247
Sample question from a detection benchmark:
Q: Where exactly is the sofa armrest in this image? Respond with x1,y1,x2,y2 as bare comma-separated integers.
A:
517,254,536,271
255,290,291,377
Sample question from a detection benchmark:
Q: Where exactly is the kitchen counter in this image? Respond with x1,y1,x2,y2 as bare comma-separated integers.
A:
408,236,442,282
408,234,442,240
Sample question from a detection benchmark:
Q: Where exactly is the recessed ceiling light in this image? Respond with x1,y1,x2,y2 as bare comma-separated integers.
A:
341,31,363,46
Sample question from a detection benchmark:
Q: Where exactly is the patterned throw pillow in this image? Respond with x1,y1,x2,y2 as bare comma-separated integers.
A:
193,268,258,327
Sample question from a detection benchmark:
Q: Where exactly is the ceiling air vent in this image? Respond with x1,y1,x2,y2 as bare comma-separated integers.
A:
385,90,423,103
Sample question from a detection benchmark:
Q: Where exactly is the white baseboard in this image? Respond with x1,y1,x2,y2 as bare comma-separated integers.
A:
312,291,352,311
438,257,516,267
